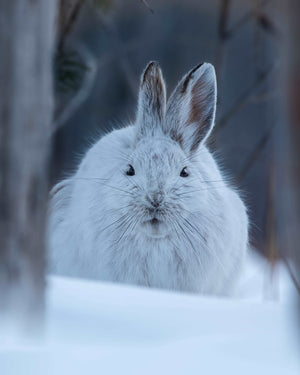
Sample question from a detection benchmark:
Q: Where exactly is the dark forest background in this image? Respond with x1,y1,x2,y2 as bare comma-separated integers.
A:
53,0,280,257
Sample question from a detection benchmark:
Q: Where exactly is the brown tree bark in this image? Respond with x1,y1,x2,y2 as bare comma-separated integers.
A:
0,0,57,332
277,0,300,289
285,1,300,267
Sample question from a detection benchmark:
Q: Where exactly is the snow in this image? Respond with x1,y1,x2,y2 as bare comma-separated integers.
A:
0,251,299,375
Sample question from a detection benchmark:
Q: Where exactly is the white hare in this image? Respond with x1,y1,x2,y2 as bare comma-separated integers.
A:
48,61,248,294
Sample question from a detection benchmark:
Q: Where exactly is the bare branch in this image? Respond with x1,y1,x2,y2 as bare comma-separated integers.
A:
283,257,300,295
257,13,280,37
139,0,154,14
254,0,264,77
235,125,274,185
265,164,279,266
52,44,97,134
225,0,275,39
248,90,279,103
216,63,276,133
58,0,87,52
95,9,137,97
215,0,231,78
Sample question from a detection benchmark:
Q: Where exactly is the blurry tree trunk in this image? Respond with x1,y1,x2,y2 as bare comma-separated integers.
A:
277,0,300,289
0,0,57,331
58,0,86,51
284,1,300,281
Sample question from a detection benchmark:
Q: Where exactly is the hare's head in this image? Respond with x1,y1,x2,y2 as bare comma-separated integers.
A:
119,61,217,238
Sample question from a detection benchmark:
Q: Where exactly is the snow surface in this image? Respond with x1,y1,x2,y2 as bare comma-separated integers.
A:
0,252,299,375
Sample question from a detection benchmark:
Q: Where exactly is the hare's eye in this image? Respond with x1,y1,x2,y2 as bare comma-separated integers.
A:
126,164,135,176
180,167,189,177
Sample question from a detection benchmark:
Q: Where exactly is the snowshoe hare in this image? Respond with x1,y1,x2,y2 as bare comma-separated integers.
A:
48,61,248,295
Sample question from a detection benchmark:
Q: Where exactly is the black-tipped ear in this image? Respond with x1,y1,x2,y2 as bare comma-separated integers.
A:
136,61,166,140
165,63,217,153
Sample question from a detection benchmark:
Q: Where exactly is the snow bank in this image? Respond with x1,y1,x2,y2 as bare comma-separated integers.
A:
0,252,299,375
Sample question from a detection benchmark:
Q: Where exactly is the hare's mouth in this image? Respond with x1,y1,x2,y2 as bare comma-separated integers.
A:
143,216,162,226
140,217,168,238
149,218,160,225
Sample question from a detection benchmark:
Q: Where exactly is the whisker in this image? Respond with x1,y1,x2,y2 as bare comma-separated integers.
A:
98,213,129,234
101,204,133,215
71,178,135,197
176,212,228,275
171,219,202,267
114,216,138,245
181,216,202,236
72,177,110,181
176,186,227,196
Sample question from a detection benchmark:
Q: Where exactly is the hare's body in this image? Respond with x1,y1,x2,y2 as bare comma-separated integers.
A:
48,62,248,294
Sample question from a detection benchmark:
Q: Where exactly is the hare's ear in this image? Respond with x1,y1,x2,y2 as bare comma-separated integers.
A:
165,63,216,154
136,61,166,140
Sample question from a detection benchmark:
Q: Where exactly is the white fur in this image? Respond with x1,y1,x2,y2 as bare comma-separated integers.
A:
48,62,248,295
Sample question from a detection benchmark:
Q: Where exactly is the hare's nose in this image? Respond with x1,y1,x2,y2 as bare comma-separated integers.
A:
147,191,164,208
